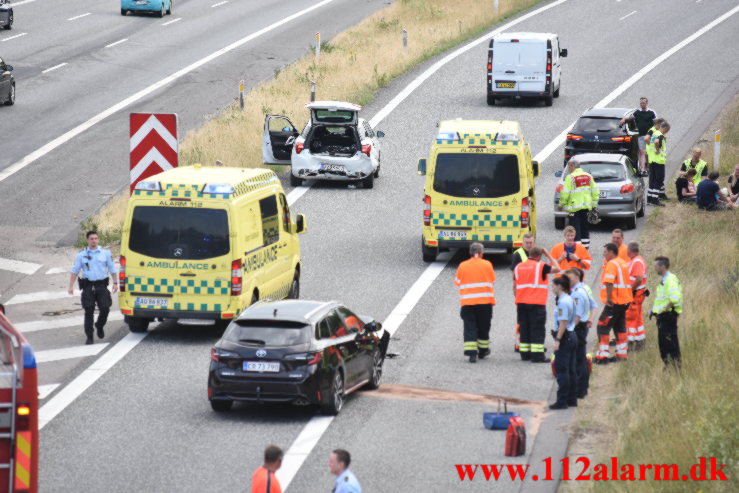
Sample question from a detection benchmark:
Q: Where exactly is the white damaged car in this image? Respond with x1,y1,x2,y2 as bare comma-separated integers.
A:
262,101,384,189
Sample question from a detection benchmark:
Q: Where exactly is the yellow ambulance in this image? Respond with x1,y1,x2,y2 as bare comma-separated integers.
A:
119,165,306,332
417,120,538,261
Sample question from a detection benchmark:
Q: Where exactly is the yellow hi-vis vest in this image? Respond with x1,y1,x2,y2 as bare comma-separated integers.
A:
559,168,599,212
647,130,667,165
653,272,683,315
683,158,708,185
514,247,528,263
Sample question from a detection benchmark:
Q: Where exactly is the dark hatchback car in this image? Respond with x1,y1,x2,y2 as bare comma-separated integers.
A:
564,108,638,166
0,0,12,30
0,56,14,106
208,300,389,415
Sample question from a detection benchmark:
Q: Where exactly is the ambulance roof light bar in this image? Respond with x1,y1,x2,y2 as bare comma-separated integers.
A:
495,132,519,142
202,184,234,195
135,181,162,191
436,131,461,141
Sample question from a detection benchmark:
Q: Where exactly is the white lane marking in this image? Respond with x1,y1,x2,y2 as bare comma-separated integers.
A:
279,4,739,490
45,267,68,275
696,0,702,3
1,32,27,42
0,0,337,185
4,290,77,305
16,312,124,333
42,63,68,74
211,1,229,7
0,257,42,275
39,332,148,430
38,384,60,400
8,0,36,5
35,343,109,364
620,10,637,21
105,38,128,48
67,13,91,21
286,185,311,205
162,17,182,26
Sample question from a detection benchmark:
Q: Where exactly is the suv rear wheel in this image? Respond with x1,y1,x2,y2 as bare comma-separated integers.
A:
320,371,344,415
210,399,233,412
289,173,302,187
126,316,150,333
362,173,374,189
487,95,496,106
422,239,438,262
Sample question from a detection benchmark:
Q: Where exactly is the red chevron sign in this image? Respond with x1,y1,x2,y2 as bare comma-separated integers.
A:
129,113,178,194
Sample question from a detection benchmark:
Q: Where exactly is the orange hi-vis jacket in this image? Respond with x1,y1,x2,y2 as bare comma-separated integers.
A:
617,243,629,262
600,257,634,305
455,257,496,306
550,242,592,276
628,255,648,291
514,259,549,305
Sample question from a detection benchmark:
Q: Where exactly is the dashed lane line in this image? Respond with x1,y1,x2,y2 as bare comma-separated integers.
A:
0,257,42,275
620,10,637,21
105,38,128,48
35,343,109,364
38,384,60,400
42,63,68,74
4,290,78,305
67,13,91,21
15,312,124,333
162,17,182,26
0,32,27,42
45,267,68,275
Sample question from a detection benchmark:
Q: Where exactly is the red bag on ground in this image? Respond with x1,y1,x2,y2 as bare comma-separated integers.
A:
505,417,526,457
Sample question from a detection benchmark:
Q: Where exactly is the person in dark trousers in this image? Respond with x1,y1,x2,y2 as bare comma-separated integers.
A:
651,257,683,369
251,445,283,493
550,276,578,410
566,268,597,399
646,121,671,205
559,158,599,249
68,231,118,345
620,97,657,173
329,449,362,493
511,233,535,352
454,243,496,363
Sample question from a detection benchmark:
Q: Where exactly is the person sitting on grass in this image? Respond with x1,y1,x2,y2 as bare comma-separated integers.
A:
675,168,698,203
696,171,737,211
728,164,739,204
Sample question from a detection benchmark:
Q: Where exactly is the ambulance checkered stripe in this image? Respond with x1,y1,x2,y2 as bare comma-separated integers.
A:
126,276,231,296
132,171,278,199
435,133,519,146
432,212,519,228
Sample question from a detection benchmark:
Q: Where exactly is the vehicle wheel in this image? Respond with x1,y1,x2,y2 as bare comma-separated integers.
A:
320,371,344,415
289,173,302,187
362,173,374,189
374,164,380,178
167,0,172,14
625,214,637,230
210,399,233,412
364,349,384,390
544,94,553,106
121,9,127,15
553,84,560,98
422,240,438,262
126,316,150,333
287,272,300,299
636,197,645,217
554,217,566,230
5,84,14,106
158,4,165,17
487,94,495,106
250,291,258,306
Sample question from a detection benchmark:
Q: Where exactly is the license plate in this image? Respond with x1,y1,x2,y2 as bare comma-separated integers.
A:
439,230,468,239
320,163,346,172
599,191,608,198
135,297,167,307
244,361,281,373
496,82,515,88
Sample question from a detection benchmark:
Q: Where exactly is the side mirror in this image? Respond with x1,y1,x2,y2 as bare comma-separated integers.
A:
376,131,385,138
364,321,381,332
532,160,539,178
559,49,568,57
417,158,427,176
295,214,307,234
554,170,563,178
5,65,13,71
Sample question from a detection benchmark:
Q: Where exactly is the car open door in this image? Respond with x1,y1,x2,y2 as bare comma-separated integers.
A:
263,115,299,165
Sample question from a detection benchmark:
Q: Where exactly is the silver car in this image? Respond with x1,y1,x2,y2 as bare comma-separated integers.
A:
0,0,12,30
263,101,384,189
553,153,645,230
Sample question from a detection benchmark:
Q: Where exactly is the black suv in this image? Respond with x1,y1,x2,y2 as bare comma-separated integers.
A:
0,56,14,106
564,108,638,166
208,300,389,415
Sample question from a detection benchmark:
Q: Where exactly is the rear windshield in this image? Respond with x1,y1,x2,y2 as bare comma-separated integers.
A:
226,320,311,347
572,117,622,133
313,110,355,124
580,163,625,182
129,206,229,260
433,153,520,198
494,41,546,68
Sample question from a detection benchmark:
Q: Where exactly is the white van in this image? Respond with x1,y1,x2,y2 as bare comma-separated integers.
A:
486,32,567,107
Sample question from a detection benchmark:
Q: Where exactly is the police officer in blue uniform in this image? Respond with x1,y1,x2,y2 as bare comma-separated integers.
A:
329,449,362,493
68,231,118,345
550,276,578,410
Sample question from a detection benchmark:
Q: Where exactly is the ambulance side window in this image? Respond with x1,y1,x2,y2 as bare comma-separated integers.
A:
259,195,279,246
279,193,291,233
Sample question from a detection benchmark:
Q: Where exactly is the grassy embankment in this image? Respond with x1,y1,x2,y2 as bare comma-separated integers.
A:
81,0,543,247
562,94,739,492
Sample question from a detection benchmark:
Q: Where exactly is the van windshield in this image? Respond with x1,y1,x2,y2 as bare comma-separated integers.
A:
129,206,230,260
433,153,520,198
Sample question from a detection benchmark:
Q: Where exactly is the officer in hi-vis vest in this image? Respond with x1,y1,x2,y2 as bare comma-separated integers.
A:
646,121,671,205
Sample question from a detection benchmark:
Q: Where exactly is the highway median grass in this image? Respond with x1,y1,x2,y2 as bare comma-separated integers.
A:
562,94,739,493
86,0,542,246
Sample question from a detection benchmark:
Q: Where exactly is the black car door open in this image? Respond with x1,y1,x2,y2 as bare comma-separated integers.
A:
335,306,374,387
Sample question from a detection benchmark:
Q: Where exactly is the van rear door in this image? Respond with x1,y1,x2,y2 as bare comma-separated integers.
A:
126,204,233,316
492,39,546,94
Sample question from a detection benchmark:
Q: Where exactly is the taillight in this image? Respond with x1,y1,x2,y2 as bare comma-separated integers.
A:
423,195,431,226
521,197,530,228
555,184,564,193
361,144,371,157
487,53,492,71
231,259,242,296
119,255,126,292
620,184,635,194
295,142,305,154
567,134,584,141
16,403,30,431
211,348,219,362
307,352,321,365
611,136,632,142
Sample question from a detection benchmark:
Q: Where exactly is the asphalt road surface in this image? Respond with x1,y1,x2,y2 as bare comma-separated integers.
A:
1,0,738,491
